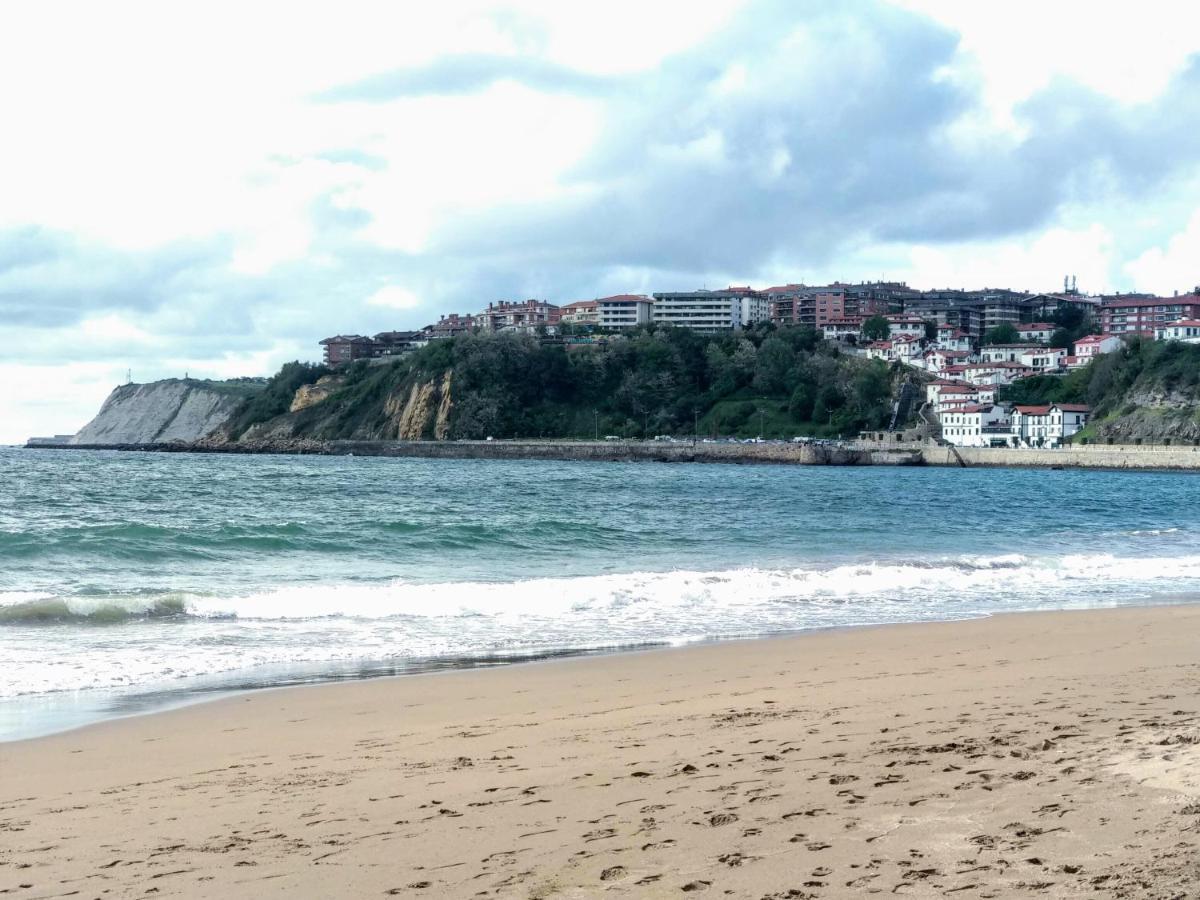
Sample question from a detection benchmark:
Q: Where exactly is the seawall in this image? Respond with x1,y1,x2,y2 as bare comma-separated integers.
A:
920,444,1200,471
26,438,1200,471
28,439,923,467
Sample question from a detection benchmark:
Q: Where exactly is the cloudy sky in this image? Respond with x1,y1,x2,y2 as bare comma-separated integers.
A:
2,0,1199,442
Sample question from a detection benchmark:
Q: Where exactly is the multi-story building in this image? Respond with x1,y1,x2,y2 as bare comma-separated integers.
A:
1073,334,1123,359
372,331,427,357
941,404,1013,448
764,284,809,327
1016,323,1056,343
319,331,428,366
1100,294,1200,335
907,288,1034,340
559,301,598,325
1011,404,1090,448
1155,319,1200,344
651,287,767,332
475,299,561,332
980,344,1046,364
427,313,476,339
821,318,863,341
768,282,908,329
319,335,375,367
596,294,653,329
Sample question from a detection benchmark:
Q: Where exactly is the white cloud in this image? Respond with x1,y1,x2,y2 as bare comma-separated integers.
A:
1124,212,1200,296
366,286,422,310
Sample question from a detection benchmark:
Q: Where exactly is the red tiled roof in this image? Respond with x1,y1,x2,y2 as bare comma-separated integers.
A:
1101,295,1200,309
1055,404,1090,412
597,294,651,304
1161,319,1200,328
1015,405,1052,415
1074,334,1112,344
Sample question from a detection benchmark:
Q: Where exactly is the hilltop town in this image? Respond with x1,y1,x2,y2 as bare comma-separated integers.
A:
319,279,1200,450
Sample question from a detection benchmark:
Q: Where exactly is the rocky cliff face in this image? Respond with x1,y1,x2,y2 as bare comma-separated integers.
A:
72,380,253,445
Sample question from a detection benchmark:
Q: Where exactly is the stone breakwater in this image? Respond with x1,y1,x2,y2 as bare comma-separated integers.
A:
29,438,921,466
26,438,1200,470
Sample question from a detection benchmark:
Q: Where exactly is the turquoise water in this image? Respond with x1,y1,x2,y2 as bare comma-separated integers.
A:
3,447,1200,738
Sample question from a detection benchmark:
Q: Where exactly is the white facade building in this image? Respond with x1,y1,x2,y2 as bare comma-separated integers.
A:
981,344,1045,363
1154,320,1200,343
651,288,766,332
885,315,926,339
1073,334,1122,359
1016,323,1055,342
1010,404,1090,448
941,404,1012,447
821,318,862,341
961,361,1034,386
596,295,653,329
1018,347,1067,371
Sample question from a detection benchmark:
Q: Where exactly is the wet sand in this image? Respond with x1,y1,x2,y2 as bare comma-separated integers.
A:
3,606,1200,898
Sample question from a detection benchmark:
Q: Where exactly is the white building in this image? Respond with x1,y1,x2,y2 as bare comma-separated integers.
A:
597,294,653,329
933,384,981,414
1018,347,1067,371
1016,323,1056,343
961,361,1034,386
1154,320,1200,344
476,299,560,331
1073,334,1122,359
933,326,972,352
821,318,862,341
559,300,598,325
941,404,1012,447
981,344,1045,364
885,315,927,339
1011,403,1090,448
651,288,767,333
923,348,973,375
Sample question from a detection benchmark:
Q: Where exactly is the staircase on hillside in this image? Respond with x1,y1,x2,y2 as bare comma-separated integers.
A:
888,378,919,432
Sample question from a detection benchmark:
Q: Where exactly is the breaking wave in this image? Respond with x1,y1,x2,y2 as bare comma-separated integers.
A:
5,552,1200,626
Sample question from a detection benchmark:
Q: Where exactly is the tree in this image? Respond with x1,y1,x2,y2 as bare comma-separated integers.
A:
983,323,1019,345
753,335,796,396
862,315,890,342
788,383,815,421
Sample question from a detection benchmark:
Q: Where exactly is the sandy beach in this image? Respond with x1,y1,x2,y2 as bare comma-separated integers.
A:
3,606,1200,898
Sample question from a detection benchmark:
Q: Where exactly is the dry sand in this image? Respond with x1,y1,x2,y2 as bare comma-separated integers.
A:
3,606,1200,898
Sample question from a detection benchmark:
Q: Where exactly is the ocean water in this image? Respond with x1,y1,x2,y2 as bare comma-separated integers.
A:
3,447,1200,739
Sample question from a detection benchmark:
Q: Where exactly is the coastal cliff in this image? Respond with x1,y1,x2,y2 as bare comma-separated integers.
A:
71,379,262,445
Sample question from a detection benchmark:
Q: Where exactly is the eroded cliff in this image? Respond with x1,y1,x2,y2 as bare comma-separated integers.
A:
72,379,261,445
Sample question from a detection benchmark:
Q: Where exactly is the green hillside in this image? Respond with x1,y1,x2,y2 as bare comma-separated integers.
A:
228,326,907,442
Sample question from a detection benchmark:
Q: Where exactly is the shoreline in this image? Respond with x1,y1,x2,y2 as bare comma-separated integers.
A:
5,605,1200,896
24,437,1200,470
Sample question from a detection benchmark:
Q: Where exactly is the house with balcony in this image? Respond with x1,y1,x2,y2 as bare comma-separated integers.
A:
559,301,598,325
941,404,1013,447
596,295,653,329
1155,319,1200,344
1018,347,1067,371
1011,403,1090,448
1016,322,1056,343
1073,334,1122,360
319,335,376,367
475,299,561,332
961,361,1035,386
821,318,863,342
1100,295,1200,335
652,287,767,332
980,344,1045,364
